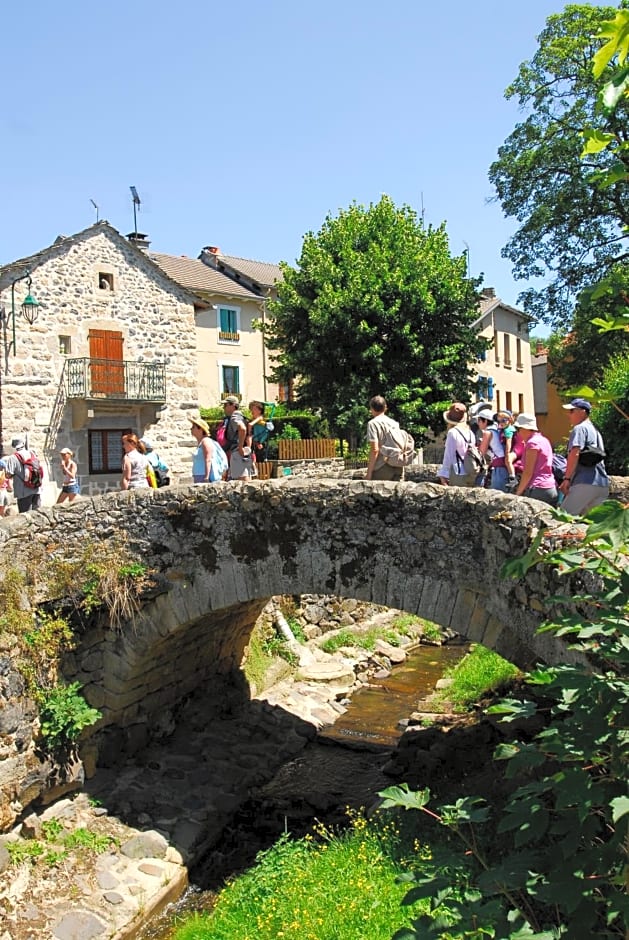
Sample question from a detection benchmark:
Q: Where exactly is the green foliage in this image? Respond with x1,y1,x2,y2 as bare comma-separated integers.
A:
489,3,629,327
434,644,520,713
546,265,629,391
265,195,486,443
242,622,297,692
41,818,64,841
320,628,357,653
7,824,115,869
62,827,113,854
37,682,101,748
275,422,301,441
171,812,427,940
384,500,629,938
7,839,45,864
593,352,629,473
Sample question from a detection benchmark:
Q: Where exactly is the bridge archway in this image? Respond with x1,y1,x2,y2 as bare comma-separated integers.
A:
0,480,577,750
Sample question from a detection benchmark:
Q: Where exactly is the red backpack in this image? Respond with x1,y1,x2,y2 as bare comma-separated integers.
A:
16,450,44,488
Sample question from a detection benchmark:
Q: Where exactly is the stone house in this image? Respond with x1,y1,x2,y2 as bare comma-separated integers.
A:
150,250,281,407
0,222,209,501
473,288,535,415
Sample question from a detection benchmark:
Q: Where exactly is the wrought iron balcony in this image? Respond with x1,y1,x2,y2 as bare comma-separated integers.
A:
65,358,166,402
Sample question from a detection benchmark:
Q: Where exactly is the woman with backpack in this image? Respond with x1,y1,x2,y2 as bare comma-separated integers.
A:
248,401,271,465
438,402,477,487
191,417,227,483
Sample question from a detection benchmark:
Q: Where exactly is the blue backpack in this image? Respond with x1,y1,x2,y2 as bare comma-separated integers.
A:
210,440,228,481
551,452,567,485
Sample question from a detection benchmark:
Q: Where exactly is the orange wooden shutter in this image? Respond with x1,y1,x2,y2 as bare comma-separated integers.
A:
89,330,124,395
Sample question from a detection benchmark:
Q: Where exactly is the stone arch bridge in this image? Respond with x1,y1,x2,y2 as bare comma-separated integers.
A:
0,479,580,748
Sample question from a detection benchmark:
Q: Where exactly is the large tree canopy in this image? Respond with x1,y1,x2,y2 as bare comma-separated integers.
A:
489,2,629,328
546,262,629,389
265,196,485,442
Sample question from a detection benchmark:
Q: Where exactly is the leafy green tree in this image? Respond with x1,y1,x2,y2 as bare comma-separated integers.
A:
546,263,629,388
265,196,486,443
489,3,629,328
592,352,629,473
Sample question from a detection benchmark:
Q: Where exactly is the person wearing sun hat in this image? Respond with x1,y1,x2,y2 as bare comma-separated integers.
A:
558,398,609,515
512,414,557,506
438,402,476,486
190,416,227,483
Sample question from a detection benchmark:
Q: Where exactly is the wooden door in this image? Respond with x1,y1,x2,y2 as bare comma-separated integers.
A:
89,330,124,396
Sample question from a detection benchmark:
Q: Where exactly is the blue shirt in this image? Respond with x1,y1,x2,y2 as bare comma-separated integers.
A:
568,419,608,487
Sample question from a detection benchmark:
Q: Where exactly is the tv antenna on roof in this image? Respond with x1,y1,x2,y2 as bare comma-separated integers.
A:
130,186,141,237
90,199,99,223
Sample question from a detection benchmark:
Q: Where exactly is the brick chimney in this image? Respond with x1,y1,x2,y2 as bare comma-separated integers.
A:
481,287,496,299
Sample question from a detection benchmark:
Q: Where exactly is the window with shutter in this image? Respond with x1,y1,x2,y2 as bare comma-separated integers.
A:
89,330,125,395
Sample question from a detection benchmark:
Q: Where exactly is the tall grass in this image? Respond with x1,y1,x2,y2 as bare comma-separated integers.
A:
435,643,520,712
172,811,428,940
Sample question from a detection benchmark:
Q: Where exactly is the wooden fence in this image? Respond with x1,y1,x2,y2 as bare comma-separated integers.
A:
255,460,277,480
277,439,337,460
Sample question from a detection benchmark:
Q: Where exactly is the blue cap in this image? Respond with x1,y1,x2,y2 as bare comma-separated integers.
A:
562,398,591,412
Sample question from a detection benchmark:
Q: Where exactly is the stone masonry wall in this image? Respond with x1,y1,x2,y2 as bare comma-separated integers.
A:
0,479,603,828
0,225,201,500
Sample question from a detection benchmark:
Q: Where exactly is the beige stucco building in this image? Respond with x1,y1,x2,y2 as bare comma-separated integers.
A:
150,249,281,408
0,223,208,500
473,288,535,415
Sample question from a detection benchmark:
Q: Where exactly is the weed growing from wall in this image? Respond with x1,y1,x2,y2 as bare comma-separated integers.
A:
0,534,149,750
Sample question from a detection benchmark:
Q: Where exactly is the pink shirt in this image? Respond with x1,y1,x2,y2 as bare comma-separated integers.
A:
525,432,555,489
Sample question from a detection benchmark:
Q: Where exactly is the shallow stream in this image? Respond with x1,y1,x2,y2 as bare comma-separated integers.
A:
137,640,468,939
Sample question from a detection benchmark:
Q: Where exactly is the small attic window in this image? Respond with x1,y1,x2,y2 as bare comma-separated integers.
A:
99,272,114,291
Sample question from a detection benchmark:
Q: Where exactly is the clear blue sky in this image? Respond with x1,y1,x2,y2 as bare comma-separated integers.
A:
2,0,575,323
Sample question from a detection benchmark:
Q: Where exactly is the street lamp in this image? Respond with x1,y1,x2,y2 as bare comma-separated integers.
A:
6,272,40,354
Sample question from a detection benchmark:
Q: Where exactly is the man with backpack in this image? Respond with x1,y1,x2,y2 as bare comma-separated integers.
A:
0,436,43,512
365,395,414,481
221,396,255,480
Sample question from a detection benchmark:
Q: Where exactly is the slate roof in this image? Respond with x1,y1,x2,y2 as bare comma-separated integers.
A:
150,252,261,301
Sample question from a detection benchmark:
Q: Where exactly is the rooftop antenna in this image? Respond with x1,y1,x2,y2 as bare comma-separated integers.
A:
90,199,99,223
130,186,141,237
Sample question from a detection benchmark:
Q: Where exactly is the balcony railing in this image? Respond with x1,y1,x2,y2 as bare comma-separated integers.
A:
218,330,240,342
66,358,166,402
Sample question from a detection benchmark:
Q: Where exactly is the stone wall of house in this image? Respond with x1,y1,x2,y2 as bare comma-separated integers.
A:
0,226,201,500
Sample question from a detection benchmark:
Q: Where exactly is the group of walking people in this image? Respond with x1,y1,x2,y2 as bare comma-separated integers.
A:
0,398,274,513
122,396,272,491
438,397,610,516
